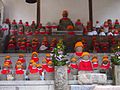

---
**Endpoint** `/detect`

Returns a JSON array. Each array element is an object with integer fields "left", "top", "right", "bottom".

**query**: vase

[{"left": 54, "top": 65, "right": 69, "bottom": 90}]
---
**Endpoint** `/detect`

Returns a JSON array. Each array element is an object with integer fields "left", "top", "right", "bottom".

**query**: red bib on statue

[
  {"left": 1, "top": 69, "right": 10, "bottom": 74},
  {"left": 75, "top": 52, "right": 83, "bottom": 57},
  {"left": 78, "top": 60, "right": 93, "bottom": 71},
  {"left": 32, "top": 57, "right": 39, "bottom": 62},
  {"left": 16, "top": 69, "right": 24, "bottom": 74}
]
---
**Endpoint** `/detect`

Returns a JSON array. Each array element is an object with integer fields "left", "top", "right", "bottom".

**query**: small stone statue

[
  {"left": 75, "top": 19, "right": 84, "bottom": 31},
  {"left": 18, "top": 20, "right": 24, "bottom": 35},
  {"left": 31, "top": 52, "right": 39, "bottom": 63},
  {"left": 74, "top": 41, "right": 84, "bottom": 59},
  {"left": 100, "top": 55, "right": 110, "bottom": 71},
  {"left": 78, "top": 52, "right": 93, "bottom": 72},
  {"left": 44, "top": 61, "right": 54, "bottom": 80},
  {"left": 15, "top": 64, "right": 25, "bottom": 80},
  {"left": 28, "top": 62, "right": 40, "bottom": 80}
]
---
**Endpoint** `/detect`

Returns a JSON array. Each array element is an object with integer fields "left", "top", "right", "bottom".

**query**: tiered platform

[{"left": 0, "top": 81, "right": 119, "bottom": 90}]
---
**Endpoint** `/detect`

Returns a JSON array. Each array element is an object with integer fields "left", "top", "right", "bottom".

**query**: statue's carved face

[
  {"left": 62, "top": 11, "right": 68, "bottom": 17},
  {"left": 32, "top": 64, "right": 36, "bottom": 68},
  {"left": 82, "top": 55, "right": 89, "bottom": 60},
  {"left": 75, "top": 47, "right": 83, "bottom": 52},
  {"left": 103, "top": 61, "right": 108, "bottom": 64},
  {"left": 33, "top": 54, "right": 37, "bottom": 57},
  {"left": 19, "top": 56, "right": 23, "bottom": 58}
]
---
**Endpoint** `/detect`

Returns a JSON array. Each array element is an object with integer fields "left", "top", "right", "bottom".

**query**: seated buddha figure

[{"left": 58, "top": 10, "right": 74, "bottom": 30}]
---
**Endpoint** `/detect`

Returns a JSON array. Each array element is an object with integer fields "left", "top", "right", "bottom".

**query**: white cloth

[
  {"left": 40, "top": 45, "right": 48, "bottom": 51},
  {"left": 71, "top": 85, "right": 95, "bottom": 90},
  {"left": 92, "top": 31, "right": 98, "bottom": 35},
  {"left": 95, "top": 24, "right": 101, "bottom": 28},
  {"left": 107, "top": 32, "right": 113, "bottom": 36},
  {"left": 104, "top": 27, "right": 109, "bottom": 33},
  {"left": 99, "top": 32, "right": 106, "bottom": 36},
  {"left": 88, "top": 32, "right": 93, "bottom": 36}
]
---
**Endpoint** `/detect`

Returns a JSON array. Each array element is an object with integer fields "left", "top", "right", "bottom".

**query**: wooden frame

[{"left": 0, "top": 0, "right": 4, "bottom": 25}]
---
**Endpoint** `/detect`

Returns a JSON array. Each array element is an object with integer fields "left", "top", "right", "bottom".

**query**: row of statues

[
  {"left": 7, "top": 35, "right": 119, "bottom": 53},
  {"left": 0, "top": 10, "right": 120, "bottom": 36},
  {"left": 0, "top": 41, "right": 111, "bottom": 81}
]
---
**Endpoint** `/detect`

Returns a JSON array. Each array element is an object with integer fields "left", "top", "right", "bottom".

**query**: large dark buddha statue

[{"left": 58, "top": 10, "right": 74, "bottom": 31}]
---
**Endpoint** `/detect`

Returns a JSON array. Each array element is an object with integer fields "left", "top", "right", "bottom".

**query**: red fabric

[
  {"left": 42, "top": 41, "right": 49, "bottom": 47},
  {"left": 18, "top": 32, "right": 24, "bottom": 35},
  {"left": 12, "top": 21, "right": 17, "bottom": 25},
  {"left": 112, "top": 41, "right": 117, "bottom": 45},
  {"left": 38, "top": 68, "right": 43, "bottom": 75},
  {"left": 45, "top": 32, "right": 51, "bottom": 34},
  {"left": 46, "top": 66, "right": 54, "bottom": 73},
  {"left": 68, "top": 32, "right": 75, "bottom": 35},
  {"left": 75, "top": 52, "right": 83, "bottom": 57},
  {"left": 70, "top": 63, "right": 78, "bottom": 69},
  {"left": 16, "top": 69, "right": 24, "bottom": 74},
  {"left": 20, "top": 46, "right": 26, "bottom": 51},
  {"left": 4, "top": 60, "right": 12, "bottom": 64},
  {"left": 102, "top": 47, "right": 108, "bottom": 52},
  {"left": 52, "top": 26, "right": 58, "bottom": 29},
  {"left": 94, "top": 47, "right": 100, "bottom": 52},
  {"left": 104, "top": 24, "right": 108, "bottom": 28},
  {"left": 46, "top": 26, "right": 52, "bottom": 29},
  {"left": 61, "top": 17, "right": 69, "bottom": 21},
  {"left": 50, "top": 47, "right": 54, "bottom": 51},
  {"left": 25, "top": 22, "right": 29, "bottom": 26},
  {"left": 38, "top": 26, "right": 42, "bottom": 29},
  {"left": 83, "top": 28, "right": 88, "bottom": 35},
  {"left": 114, "top": 31, "right": 119, "bottom": 34},
  {"left": 75, "top": 22, "right": 82, "bottom": 25},
  {"left": 42, "top": 64, "right": 48, "bottom": 70},
  {"left": 100, "top": 62, "right": 110, "bottom": 70},
  {"left": 67, "top": 69, "right": 71, "bottom": 74},
  {"left": 28, "top": 32, "right": 33, "bottom": 35},
  {"left": 18, "top": 58, "right": 26, "bottom": 63},
  {"left": 78, "top": 60, "right": 93, "bottom": 71},
  {"left": 92, "top": 63, "right": 99, "bottom": 69},
  {"left": 34, "top": 31, "right": 40, "bottom": 35},
  {"left": 46, "top": 58, "right": 51, "bottom": 63},
  {"left": 19, "top": 21, "right": 23, "bottom": 24},
  {"left": 28, "top": 65, "right": 32, "bottom": 70},
  {"left": 2, "top": 28, "right": 8, "bottom": 31},
  {"left": 8, "top": 44, "right": 15, "bottom": 49},
  {"left": 40, "top": 32, "right": 46, "bottom": 34},
  {"left": 30, "top": 67, "right": 38, "bottom": 74},
  {"left": 26, "top": 43, "right": 31, "bottom": 47},
  {"left": 32, "top": 45, "right": 38, "bottom": 51},
  {"left": 115, "top": 21, "right": 119, "bottom": 25},
  {"left": 32, "top": 57, "right": 39, "bottom": 62},
  {"left": 17, "top": 42, "right": 21, "bottom": 47},
  {"left": 1, "top": 69, "right": 10, "bottom": 74}
]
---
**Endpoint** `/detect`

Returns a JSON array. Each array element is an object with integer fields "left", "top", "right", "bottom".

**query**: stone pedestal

[
  {"left": 54, "top": 66, "right": 69, "bottom": 90},
  {"left": 114, "top": 65, "right": 120, "bottom": 85}
]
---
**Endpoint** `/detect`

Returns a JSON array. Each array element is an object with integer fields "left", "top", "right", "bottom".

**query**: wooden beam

[
  {"left": 89, "top": 0, "right": 93, "bottom": 29},
  {"left": 37, "top": 0, "right": 40, "bottom": 25}
]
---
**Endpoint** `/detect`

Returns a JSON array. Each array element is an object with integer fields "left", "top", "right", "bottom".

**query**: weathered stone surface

[
  {"left": 54, "top": 66, "right": 69, "bottom": 90},
  {"left": 114, "top": 65, "right": 120, "bottom": 85}
]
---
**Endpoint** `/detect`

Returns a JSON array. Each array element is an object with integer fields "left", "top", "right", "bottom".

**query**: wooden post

[
  {"left": 37, "top": 0, "right": 40, "bottom": 26},
  {"left": 88, "top": 0, "right": 93, "bottom": 29}
]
